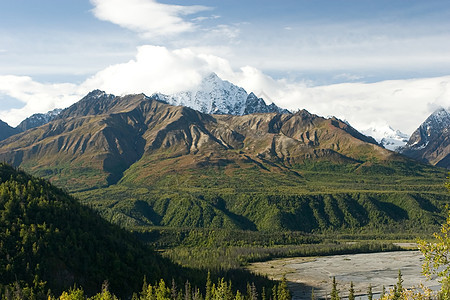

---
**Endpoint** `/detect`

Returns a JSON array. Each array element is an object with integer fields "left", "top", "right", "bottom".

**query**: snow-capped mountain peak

[
  {"left": 406, "top": 107, "right": 450, "bottom": 150},
  {"left": 400, "top": 107, "right": 450, "bottom": 168},
  {"left": 152, "top": 73, "right": 288, "bottom": 116},
  {"left": 360, "top": 124, "right": 409, "bottom": 151}
]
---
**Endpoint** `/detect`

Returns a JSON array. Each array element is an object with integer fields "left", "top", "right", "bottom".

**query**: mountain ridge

[
  {"left": 0, "top": 108, "right": 63, "bottom": 142},
  {"left": 0, "top": 119, "right": 20, "bottom": 141},
  {"left": 17, "top": 108, "right": 63, "bottom": 131},
  {"left": 400, "top": 108, "right": 450, "bottom": 168},
  {"left": 0, "top": 90, "right": 391, "bottom": 191}
]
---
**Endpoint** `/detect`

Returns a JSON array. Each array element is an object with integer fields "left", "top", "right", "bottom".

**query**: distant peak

[
  {"left": 85, "top": 89, "right": 114, "bottom": 99},
  {"left": 0, "top": 119, "right": 11, "bottom": 127},
  {"left": 433, "top": 107, "right": 448, "bottom": 113},
  {"left": 153, "top": 73, "right": 289, "bottom": 116},
  {"left": 256, "top": 91, "right": 274, "bottom": 104},
  {"left": 87, "top": 89, "right": 105, "bottom": 95},
  {"left": 423, "top": 107, "right": 450, "bottom": 126},
  {"left": 430, "top": 107, "right": 449, "bottom": 117},
  {"left": 204, "top": 72, "right": 220, "bottom": 81},
  {"left": 294, "top": 109, "right": 312, "bottom": 116}
]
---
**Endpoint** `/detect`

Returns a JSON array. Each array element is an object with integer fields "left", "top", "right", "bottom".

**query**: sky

[{"left": 1, "top": 0, "right": 450, "bottom": 135}]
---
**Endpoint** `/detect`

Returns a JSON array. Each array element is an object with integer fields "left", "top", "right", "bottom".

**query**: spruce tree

[
  {"left": 277, "top": 276, "right": 290, "bottom": 300},
  {"left": 171, "top": 279, "right": 178, "bottom": 300},
  {"left": 367, "top": 284, "right": 373, "bottom": 300},
  {"left": 330, "top": 277, "right": 340, "bottom": 300},
  {"left": 393, "top": 270, "right": 403, "bottom": 300},
  {"left": 205, "top": 272, "right": 212, "bottom": 300},
  {"left": 184, "top": 280, "right": 192, "bottom": 300},
  {"left": 247, "top": 282, "right": 258, "bottom": 300},
  {"left": 348, "top": 282, "right": 355, "bottom": 300},
  {"left": 397, "top": 270, "right": 403, "bottom": 293}
]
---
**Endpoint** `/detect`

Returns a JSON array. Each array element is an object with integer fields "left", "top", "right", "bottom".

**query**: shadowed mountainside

[{"left": 0, "top": 119, "right": 20, "bottom": 141}]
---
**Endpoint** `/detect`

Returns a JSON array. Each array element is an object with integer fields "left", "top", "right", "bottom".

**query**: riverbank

[{"left": 247, "top": 251, "right": 440, "bottom": 300}]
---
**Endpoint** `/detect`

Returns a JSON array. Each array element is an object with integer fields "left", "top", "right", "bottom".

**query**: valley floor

[{"left": 247, "top": 250, "right": 439, "bottom": 300}]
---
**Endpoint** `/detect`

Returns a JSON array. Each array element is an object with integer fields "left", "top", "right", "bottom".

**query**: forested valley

[{"left": 1, "top": 162, "right": 450, "bottom": 299}]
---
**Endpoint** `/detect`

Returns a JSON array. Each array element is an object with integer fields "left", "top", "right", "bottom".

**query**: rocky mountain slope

[
  {"left": 400, "top": 108, "right": 450, "bottom": 168},
  {"left": 0, "top": 108, "right": 63, "bottom": 142},
  {"left": 153, "top": 73, "right": 289, "bottom": 115},
  {"left": 0, "top": 90, "right": 446, "bottom": 233},
  {"left": 17, "top": 108, "right": 62, "bottom": 131},
  {"left": 0, "top": 90, "right": 388, "bottom": 191},
  {"left": 0, "top": 119, "right": 19, "bottom": 141}
]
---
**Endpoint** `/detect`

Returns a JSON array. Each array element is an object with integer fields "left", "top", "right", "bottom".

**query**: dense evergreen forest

[
  {"left": 1, "top": 163, "right": 449, "bottom": 299},
  {"left": 0, "top": 163, "right": 186, "bottom": 297},
  {"left": 0, "top": 164, "right": 273, "bottom": 299},
  {"left": 76, "top": 161, "right": 449, "bottom": 234}
]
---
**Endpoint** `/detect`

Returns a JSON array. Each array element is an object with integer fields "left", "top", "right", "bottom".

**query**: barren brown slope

[
  {"left": 0, "top": 92, "right": 154, "bottom": 190},
  {"left": 0, "top": 92, "right": 407, "bottom": 192}
]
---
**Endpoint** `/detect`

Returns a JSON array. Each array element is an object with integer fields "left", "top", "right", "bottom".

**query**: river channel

[{"left": 247, "top": 251, "right": 440, "bottom": 299}]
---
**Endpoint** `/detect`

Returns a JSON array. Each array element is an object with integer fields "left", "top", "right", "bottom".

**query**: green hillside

[
  {"left": 0, "top": 163, "right": 180, "bottom": 297},
  {"left": 76, "top": 159, "right": 448, "bottom": 233}
]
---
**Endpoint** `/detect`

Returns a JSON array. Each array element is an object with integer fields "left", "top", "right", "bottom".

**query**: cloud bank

[{"left": 1, "top": 45, "right": 449, "bottom": 135}]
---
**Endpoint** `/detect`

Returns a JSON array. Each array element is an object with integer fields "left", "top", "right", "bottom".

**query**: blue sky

[{"left": 1, "top": 0, "right": 450, "bottom": 134}]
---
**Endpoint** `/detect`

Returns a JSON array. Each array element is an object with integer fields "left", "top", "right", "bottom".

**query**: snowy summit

[
  {"left": 152, "top": 73, "right": 289, "bottom": 116},
  {"left": 361, "top": 125, "right": 409, "bottom": 151}
]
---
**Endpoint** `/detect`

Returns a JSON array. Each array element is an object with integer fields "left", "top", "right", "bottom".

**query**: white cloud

[
  {"left": 229, "top": 71, "right": 450, "bottom": 135},
  {"left": 270, "top": 77, "right": 450, "bottom": 135},
  {"left": 0, "top": 75, "right": 85, "bottom": 126},
  {"left": 90, "top": 0, "right": 211, "bottom": 38},
  {"left": 1, "top": 46, "right": 449, "bottom": 136},
  {"left": 82, "top": 45, "right": 215, "bottom": 95}
]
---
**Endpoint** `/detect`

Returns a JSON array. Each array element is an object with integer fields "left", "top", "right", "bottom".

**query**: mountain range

[
  {"left": 1, "top": 73, "right": 448, "bottom": 173},
  {"left": 0, "top": 87, "right": 447, "bottom": 233},
  {"left": 0, "top": 89, "right": 385, "bottom": 191}
]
